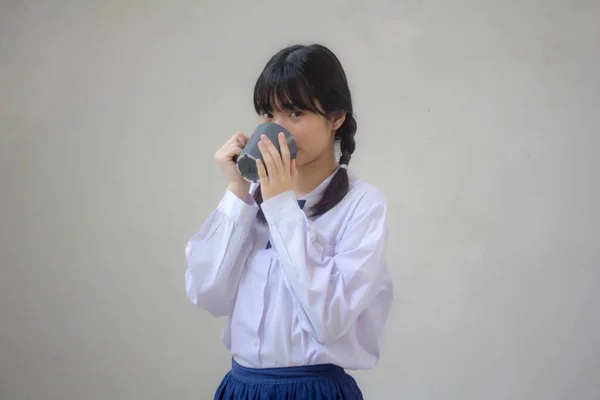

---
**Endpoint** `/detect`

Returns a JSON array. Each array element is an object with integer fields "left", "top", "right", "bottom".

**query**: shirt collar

[{"left": 299, "top": 166, "right": 357, "bottom": 210}]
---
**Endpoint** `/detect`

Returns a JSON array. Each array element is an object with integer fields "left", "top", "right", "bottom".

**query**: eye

[
  {"left": 262, "top": 112, "right": 273, "bottom": 119},
  {"left": 290, "top": 110, "right": 303, "bottom": 118}
]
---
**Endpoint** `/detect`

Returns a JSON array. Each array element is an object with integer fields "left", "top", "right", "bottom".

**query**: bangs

[{"left": 253, "top": 64, "right": 323, "bottom": 115}]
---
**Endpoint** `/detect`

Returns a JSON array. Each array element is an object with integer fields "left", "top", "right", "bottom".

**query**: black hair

[{"left": 252, "top": 43, "right": 357, "bottom": 222}]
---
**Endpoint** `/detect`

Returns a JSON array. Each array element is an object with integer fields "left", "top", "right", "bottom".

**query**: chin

[
  {"left": 293, "top": 153, "right": 305, "bottom": 167},
  {"left": 294, "top": 154, "right": 313, "bottom": 169}
]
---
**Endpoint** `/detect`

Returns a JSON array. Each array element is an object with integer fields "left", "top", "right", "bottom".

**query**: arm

[
  {"left": 261, "top": 190, "right": 393, "bottom": 344},
  {"left": 185, "top": 188, "right": 258, "bottom": 317}
]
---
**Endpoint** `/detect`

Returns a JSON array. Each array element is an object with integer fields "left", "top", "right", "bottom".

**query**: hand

[
  {"left": 256, "top": 132, "right": 297, "bottom": 201},
  {"left": 214, "top": 131, "right": 250, "bottom": 198}
]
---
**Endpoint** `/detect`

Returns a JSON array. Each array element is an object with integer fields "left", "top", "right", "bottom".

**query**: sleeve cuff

[
  {"left": 218, "top": 188, "right": 259, "bottom": 225},
  {"left": 260, "top": 190, "right": 301, "bottom": 224}
]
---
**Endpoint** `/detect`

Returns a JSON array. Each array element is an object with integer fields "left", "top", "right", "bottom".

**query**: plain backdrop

[{"left": 1, "top": 1, "right": 599, "bottom": 399}]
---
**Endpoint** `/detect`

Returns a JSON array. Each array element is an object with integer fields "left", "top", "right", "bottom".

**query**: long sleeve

[
  {"left": 260, "top": 189, "right": 393, "bottom": 344},
  {"left": 185, "top": 188, "right": 259, "bottom": 317}
]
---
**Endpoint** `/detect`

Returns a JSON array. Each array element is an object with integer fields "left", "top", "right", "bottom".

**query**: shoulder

[
  {"left": 334, "top": 169, "right": 388, "bottom": 246},
  {"left": 346, "top": 169, "right": 387, "bottom": 209}
]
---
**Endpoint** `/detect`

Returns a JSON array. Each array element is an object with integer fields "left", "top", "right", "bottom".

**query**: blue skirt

[{"left": 214, "top": 359, "right": 363, "bottom": 399}]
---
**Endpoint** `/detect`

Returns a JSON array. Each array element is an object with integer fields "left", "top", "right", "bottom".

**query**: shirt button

[{"left": 252, "top": 339, "right": 258, "bottom": 346}]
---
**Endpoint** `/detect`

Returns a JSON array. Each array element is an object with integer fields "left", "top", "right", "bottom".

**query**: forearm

[
  {"left": 261, "top": 190, "right": 390, "bottom": 343},
  {"left": 185, "top": 188, "right": 258, "bottom": 316}
]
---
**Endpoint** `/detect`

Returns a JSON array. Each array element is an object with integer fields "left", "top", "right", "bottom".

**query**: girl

[{"left": 185, "top": 43, "right": 394, "bottom": 399}]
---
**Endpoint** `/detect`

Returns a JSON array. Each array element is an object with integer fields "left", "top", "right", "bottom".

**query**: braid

[
  {"left": 253, "top": 184, "right": 266, "bottom": 223},
  {"left": 310, "top": 112, "right": 357, "bottom": 218},
  {"left": 338, "top": 115, "right": 356, "bottom": 165}
]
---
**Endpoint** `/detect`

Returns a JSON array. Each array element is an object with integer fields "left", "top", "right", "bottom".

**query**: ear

[{"left": 330, "top": 111, "right": 346, "bottom": 131}]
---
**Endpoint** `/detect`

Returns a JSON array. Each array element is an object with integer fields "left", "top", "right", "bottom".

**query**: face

[{"left": 259, "top": 106, "right": 345, "bottom": 168}]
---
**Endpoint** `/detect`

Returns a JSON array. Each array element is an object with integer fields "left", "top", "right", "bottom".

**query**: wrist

[
  {"left": 260, "top": 190, "right": 298, "bottom": 223},
  {"left": 228, "top": 181, "right": 251, "bottom": 201}
]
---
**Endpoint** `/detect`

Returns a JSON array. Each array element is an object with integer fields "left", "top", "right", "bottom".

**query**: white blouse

[{"left": 185, "top": 168, "right": 394, "bottom": 370}]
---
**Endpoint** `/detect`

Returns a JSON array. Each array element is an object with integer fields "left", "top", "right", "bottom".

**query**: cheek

[
  {"left": 290, "top": 132, "right": 307, "bottom": 150},
  {"left": 289, "top": 119, "right": 331, "bottom": 153},
  {"left": 287, "top": 126, "right": 309, "bottom": 149}
]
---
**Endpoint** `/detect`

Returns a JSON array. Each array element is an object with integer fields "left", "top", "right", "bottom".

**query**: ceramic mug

[{"left": 234, "top": 122, "right": 297, "bottom": 183}]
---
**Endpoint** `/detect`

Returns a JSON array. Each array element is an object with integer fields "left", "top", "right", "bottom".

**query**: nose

[{"left": 270, "top": 118, "right": 290, "bottom": 134}]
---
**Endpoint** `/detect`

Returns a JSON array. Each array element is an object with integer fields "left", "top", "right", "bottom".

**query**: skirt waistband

[{"left": 230, "top": 358, "right": 347, "bottom": 384}]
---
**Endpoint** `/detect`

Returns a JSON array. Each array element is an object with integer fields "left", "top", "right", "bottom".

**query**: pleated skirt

[{"left": 214, "top": 359, "right": 364, "bottom": 399}]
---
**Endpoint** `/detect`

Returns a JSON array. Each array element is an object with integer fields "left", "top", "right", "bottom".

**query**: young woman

[{"left": 185, "top": 43, "right": 394, "bottom": 399}]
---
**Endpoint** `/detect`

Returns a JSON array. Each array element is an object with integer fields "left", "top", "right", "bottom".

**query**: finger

[
  {"left": 216, "top": 147, "right": 240, "bottom": 164},
  {"left": 261, "top": 135, "right": 283, "bottom": 175},
  {"left": 256, "top": 159, "right": 268, "bottom": 183},
  {"left": 290, "top": 158, "right": 297, "bottom": 181},
  {"left": 258, "top": 140, "right": 278, "bottom": 179},
  {"left": 238, "top": 131, "right": 249, "bottom": 142},
  {"left": 232, "top": 131, "right": 246, "bottom": 147},
  {"left": 229, "top": 146, "right": 242, "bottom": 158},
  {"left": 278, "top": 132, "right": 291, "bottom": 173},
  {"left": 225, "top": 142, "right": 241, "bottom": 154},
  {"left": 235, "top": 131, "right": 248, "bottom": 146},
  {"left": 228, "top": 131, "right": 243, "bottom": 147}
]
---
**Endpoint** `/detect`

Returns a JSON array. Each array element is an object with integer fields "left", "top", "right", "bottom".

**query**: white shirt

[{"left": 185, "top": 168, "right": 394, "bottom": 370}]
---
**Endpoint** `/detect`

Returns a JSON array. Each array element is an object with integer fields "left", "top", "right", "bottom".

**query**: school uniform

[{"left": 185, "top": 168, "right": 394, "bottom": 399}]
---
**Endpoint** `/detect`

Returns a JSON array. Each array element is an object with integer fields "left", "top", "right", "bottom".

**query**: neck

[{"left": 294, "top": 153, "right": 338, "bottom": 196}]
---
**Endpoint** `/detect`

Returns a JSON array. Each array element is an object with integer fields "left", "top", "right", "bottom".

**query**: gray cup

[{"left": 235, "top": 122, "right": 297, "bottom": 183}]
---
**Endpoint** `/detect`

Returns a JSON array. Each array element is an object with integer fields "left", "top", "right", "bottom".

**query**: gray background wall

[{"left": 1, "top": 1, "right": 598, "bottom": 399}]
